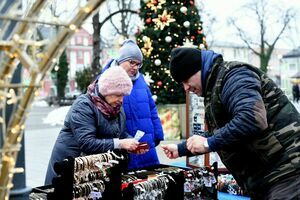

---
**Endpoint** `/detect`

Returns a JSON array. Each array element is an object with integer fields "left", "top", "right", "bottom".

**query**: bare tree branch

[
  {"left": 228, "top": 0, "right": 296, "bottom": 72},
  {"left": 228, "top": 18, "right": 260, "bottom": 55},
  {"left": 105, "top": 0, "right": 137, "bottom": 38},
  {"left": 270, "top": 9, "right": 295, "bottom": 48},
  {"left": 90, "top": 5, "right": 137, "bottom": 78},
  {"left": 102, "top": 9, "right": 137, "bottom": 33},
  {"left": 195, "top": 1, "right": 217, "bottom": 48}
]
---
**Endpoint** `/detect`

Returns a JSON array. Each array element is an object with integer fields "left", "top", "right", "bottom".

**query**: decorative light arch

[{"left": 0, "top": 0, "right": 106, "bottom": 198}]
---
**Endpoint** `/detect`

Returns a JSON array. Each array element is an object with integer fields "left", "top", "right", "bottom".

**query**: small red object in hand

[
  {"left": 129, "top": 142, "right": 150, "bottom": 154},
  {"left": 137, "top": 142, "right": 149, "bottom": 151}
]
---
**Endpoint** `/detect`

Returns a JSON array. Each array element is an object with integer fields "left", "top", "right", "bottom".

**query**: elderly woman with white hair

[{"left": 45, "top": 66, "right": 139, "bottom": 185}]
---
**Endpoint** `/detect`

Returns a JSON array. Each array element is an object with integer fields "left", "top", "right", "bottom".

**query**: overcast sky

[
  {"left": 29, "top": 0, "right": 300, "bottom": 50},
  {"left": 201, "top": 0, "right": 300, "bottom": 49},
  {"left": 89, "top": 0, "right": 300, "bottom": 49}
]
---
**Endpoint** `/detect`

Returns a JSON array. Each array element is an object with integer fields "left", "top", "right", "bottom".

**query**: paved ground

[
  {"left": 25, "top": 106, "right": 61, "bottom": 188},
  {"left": 24, "top": 105, "right": 185, "bottom": 188}
]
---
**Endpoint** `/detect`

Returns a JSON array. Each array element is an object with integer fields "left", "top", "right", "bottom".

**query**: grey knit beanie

[{"left": 116, "top": 39, "right": 143, "bottom": 64}]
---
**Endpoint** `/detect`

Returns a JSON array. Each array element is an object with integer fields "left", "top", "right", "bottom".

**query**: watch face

[{"left": 204, "top": 141, "right": 209, "bottom": 148}]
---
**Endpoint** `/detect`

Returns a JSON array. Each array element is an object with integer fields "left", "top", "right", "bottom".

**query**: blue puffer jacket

[{"left": 101, "top": 60, "right": 164, "bottom": 169}]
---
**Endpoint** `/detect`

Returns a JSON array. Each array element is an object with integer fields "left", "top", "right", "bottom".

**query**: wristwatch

[{"left": 203, "top": 140, "right": 210, "bottom": 151}]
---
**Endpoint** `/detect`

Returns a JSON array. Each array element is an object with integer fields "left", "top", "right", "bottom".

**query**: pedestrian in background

[
  {"left": 162, "top": 47, "right": 300, "bottom": 199},
  {"left": 292, "top": 82, "right": 299, "bottom": 102},
  {"left": 45, "top": 67, "right": 140, "bottom": 185},
  {"left": 98, "top": 39, "right": 164, "bottom": 170}
]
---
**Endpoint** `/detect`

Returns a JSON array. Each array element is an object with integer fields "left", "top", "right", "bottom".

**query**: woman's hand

[
  {"left": 129, "top": 142, "right": 150, "bottom": 154},
  {"left": 119, "top": 139, "right": 139, "bottom": 151}
]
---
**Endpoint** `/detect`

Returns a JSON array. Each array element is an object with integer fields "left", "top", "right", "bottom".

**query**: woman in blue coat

[
  {"left": 100, "top": 39, "right": 164, "bottom": 170},
  {"left": 45, "top": 67, "right": 140, "bottom": 185}
]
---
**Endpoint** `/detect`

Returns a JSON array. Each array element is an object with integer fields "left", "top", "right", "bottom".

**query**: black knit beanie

[{"left": 169, "top": 47, "right": 202, "bottom": 83}]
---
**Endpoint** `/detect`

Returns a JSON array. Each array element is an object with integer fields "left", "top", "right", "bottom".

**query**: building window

[
  {"left": 84, "top": 52, "right": 90, "bottom": 66},
  {"left": 77, "top": 36, "right": 82, "bottom": 44},
  {"left": 289, "top": 63, "right": 296, "bottom": 71},
  {"left": 234, "top": 49, "right": 241, "bottom": 58},
  {"left": 243, "top": 49, "right": 247, "bottom": 58},
  {"left": 83, "top": 37, "right": 88, "bottom": 46},
  {"left": 78, "top": 51, "right": 83, "bottom": 59},
  {"left": 70, "top": 38, "right": 75, "bottom": 45}
]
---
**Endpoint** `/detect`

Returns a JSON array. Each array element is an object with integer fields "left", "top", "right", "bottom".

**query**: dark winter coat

[
  {"left": 178, "top": 54, "right": 300, "bottom": 197},
  {"left": 101, "top": 60, "right": 164, "bottom": 169},
  {"left": 45, "top": 94, "right": 130, "bottom": 185}
]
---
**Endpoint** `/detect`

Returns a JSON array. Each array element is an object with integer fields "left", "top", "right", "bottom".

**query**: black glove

[{"left": 155, "top": 140, "right": 160, "bottom": 146}]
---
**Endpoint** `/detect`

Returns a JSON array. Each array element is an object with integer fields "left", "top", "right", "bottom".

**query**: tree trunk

[
  {"left": 260, "top": 54, "right": 269, "bottom": 72},
  {"left": 91, "top": 13, "right": 101, "bottom": 80}
]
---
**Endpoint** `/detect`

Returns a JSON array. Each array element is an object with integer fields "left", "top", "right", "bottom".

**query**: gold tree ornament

[
  {"left": 199, "top": 43, "right": 206, "bottom": 50},
  {"left": 182, "top": 38, "right": 197, "bottom": 48},
  {"left": 146, "top": 0, "right": 166, "bottom": 13},
  {"left": 152, "top": 10, "right": 175, "bottom": 30},
  {"left": 141, "top": 36, "right": 153, "bottom": 57}
]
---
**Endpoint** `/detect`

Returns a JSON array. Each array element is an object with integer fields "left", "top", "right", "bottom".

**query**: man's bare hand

[
  {"left": 186, "top": 135, "right": 208, "bottom": 154},
  {"left": 161, "top": 144, "right": 179, "bottom": 159}
]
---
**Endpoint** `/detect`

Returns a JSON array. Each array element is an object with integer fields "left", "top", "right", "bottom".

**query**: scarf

[{"left": 87, "top": 81, "right": 121, "bottom": 120}]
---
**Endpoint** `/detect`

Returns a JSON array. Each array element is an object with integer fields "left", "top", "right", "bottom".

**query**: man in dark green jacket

[{"left": 162, "top": 47, "right": 300, "bottom": 199}]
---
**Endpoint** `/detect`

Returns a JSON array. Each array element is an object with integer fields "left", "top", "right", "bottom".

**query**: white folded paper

[{"left": 134, "top": 130, "right": 145, "bottom": 141}]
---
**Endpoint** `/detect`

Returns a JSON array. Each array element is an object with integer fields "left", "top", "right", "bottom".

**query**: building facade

[
  {"left": 210, "top": 41, "right": 290, "bottom": 92},
  {"left": 281, "top": 47, "right": 300, "bottom": 97},
  {"left": 65, "top": 28, "right": 93, "bottom": 91}
]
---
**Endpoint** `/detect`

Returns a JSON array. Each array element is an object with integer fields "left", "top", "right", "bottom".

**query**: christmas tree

[{"left": 136, "top": 0, "right": 206, "bottom": 104}]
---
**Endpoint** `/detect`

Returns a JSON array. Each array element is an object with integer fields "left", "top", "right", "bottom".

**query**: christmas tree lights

[{"left": 137, "top": 0, "right": 206, "bottom": 104}]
